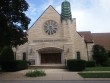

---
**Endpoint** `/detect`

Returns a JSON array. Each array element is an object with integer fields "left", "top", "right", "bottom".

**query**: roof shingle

[
  {"left": 92, "top": 33, "right": 110, "bottom": 51},
  {"left": 78, "top": 31, "right": 93, "bottom": 43}
]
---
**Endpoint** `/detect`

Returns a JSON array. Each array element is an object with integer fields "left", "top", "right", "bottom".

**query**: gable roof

[
  {"left": 78, "top": 31, "right": 110, "bottom": 51},
  {"left": 28, "top": 5, "right": 60, "bottom": 31},
  {"left": 92, "top": 33, "right": 110, "bottom": 51},
  {"left": 78, "top": 31, "right": 94, "bottom": 43}
]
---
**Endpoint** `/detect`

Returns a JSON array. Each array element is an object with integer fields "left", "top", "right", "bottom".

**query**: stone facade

[{"left": 15, "top": 5, "right": 93, "bottom": 66}]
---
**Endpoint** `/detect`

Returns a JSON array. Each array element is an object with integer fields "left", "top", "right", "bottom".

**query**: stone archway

[{"left": 38, "top": 47, "right": 63, "bottom": 64}]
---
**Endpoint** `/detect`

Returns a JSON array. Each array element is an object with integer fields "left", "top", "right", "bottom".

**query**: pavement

[{"left": 0, "top": 69, "right": 110, "bottom": 81}]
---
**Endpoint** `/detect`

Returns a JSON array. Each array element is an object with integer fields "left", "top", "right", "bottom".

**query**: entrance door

[{"left": 41, "top": 53, "right": 61, "bottom": 64}]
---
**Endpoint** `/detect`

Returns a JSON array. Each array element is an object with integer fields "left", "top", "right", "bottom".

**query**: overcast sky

[{"left": 26, "top": 0, "right": 110, "bottom": 33}]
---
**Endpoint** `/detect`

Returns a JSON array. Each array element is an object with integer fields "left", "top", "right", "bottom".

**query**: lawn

[
  {"left": 79, "top": 73, "right": 110, "bottom": 78},
  {"left": 85, "top": 67, "right": 110, "bottom": 71},
  {"left": 79, "top": 67, "right": 110, "bottom": 78}
]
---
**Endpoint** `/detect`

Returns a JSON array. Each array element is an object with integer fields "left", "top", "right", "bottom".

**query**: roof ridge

[{"left": 28, "top": 5, "right": 60, "bottom": 31}]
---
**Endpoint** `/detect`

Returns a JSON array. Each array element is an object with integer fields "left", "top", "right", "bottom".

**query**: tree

[
  {"left": 0, "top": 0, "right": 31, "bottom": 48},
  {"left": 92, "top": 44, "right": 108, "bottom": 65}
]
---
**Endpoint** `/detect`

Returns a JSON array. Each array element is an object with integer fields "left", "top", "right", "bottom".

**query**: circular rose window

[{"left": 44, "top": 20, "right": 58, "bottom": 35}]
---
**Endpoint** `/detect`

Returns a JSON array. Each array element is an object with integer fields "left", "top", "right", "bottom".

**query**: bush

[
  {"left": 67, "top": 59, "right": 86, "bottom": 71},
  {"left": 16, "top": 60, "right": 28, "bottom": 70},
  {"left": 92, "top": 45, "right": 108, "bottom": 65},
  {"left": 101, "top": 58, "right": 110, "bottom": 67},
  {"left": 86, "top": 61, "right": 96, "bottom": 67},
  {"left": 0, "top": 65, "right": 1, "bottom": 71},
  {"left": 107, "top": 51, "right": 110, "bottom": 58},
  {"left": 1, "top": 60, "right": 28, "bottom": 71},
  {"left": 25, "top": 70, "right": 46, "bottom": 77},
  {"left": 0, "top": 46, "right": 14, "bottom": 63}
]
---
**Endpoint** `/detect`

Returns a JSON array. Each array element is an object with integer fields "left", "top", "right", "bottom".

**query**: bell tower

[
  {"left": 61, "top": 0, "right": 75, "bottom": 38},
  {"left": 61, "top": 0, "right": 72, "bottom": 22}
]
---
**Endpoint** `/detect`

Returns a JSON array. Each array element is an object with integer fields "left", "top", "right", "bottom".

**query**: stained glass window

[{"left": 44, "top": 20, "right": 58, "bottom": 35}]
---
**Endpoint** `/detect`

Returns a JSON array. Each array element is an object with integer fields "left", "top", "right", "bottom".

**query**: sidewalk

[{"left": 0, "top": 69, "right": 110, "bottom": 80}]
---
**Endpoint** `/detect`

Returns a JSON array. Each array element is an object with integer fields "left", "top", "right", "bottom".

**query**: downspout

[
  {"left": 86, "top": 43, "right": 89, "bottom": 61},
  {"left": 27, "top": 42, "right": 29, "bottom": 61}
]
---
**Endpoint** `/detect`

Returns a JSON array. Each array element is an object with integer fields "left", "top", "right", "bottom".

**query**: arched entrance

[{"left": 38, "top": 47, "right": 63, "bottom": 64}]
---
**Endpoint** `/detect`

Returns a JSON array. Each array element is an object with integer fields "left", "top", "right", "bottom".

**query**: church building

[{"left": 15, "top": 0, "right": 110, "bottom": 66}]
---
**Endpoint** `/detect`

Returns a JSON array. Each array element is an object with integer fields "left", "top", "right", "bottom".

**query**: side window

[
  {"left": 77, "top": 51, "right": 81, "bottom": 60},
  {"left": 23, "top": 52, "right": 26, "bottom": 61}
]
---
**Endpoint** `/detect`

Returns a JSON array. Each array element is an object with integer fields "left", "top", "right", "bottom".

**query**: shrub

[
  {"left": 0, "top": 46, "right": 14, "bottom": 63},
  {"left": 86, "top": 61, "right": 96, "bottom": 67},
  {"left": 67, "top": 59, "right": 86, "bottom": 71},
  {"left": 16, "top": 60, "right": 28, "bottom": 70},
  {"left": 92, "top": 45, "right": 108, "bottom": 65},
  {"left": 25, "top": 70, "right": 46, "bottom": 77},
  {"left": 0, "top": 65, "right": 1, "bottom": 71},
  {"left": 1, "top": 60, "right": 28, "bottom": 71},
  {"left": 107, "top": 51, "right": 110, "bottom": 58},
  {"left": 101, "top": 58, "right": 110, "bottom": 67}
]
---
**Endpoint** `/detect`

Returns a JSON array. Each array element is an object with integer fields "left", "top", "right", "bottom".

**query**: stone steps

[{"left": 28, "top": 65, "right": 66, "bottom": 69}]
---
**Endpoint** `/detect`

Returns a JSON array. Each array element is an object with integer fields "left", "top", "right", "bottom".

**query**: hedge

[
  {"left": 67, "top": 59, "right": 86, "bottom": 71},
  {"left": 0, "top": 46, "right": 14, "bottom": 62},
  {"left": 101, "top": 59, "right": 110, "bottom": 67},
  {"left": 86, "top": 61, "right": 96, "bottom": 67},
  {"left": 1, "top": 60, "right": 28, "bottom": 72}
]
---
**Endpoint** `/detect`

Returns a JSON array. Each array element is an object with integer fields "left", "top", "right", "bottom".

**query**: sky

[{"left": 25, "top": 0, "right": 110, "bottom": 33}]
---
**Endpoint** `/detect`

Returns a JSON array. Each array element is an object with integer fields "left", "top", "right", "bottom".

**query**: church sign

[{"left": 33, "top": 39, "right": 67, "bottom": 42}]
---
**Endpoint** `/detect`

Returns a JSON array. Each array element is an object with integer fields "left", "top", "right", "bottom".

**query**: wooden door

[{"left": 41, "top": 53, "right": 61, "bottom": 64}]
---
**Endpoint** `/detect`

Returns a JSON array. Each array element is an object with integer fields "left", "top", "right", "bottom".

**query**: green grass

[
  {"left": 25, "top": 70, "right": 46, "bottom": 77},
  {"left": 79, "top": 73, "right": 110, "bottom": 78},
  {"left": 85, "top": 67, "right": 110, "bottom": 71}
]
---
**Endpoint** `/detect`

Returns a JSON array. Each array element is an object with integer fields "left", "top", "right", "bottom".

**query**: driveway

[
  {"left": 0, "top": 69, "right": 83, "bottom": 80},
  {"left": 0, "top": 69, "right": 110, "bottom": 81}
]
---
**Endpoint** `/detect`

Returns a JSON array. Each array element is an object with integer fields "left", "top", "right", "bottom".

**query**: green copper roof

[{"left": 61, "top": 0, "right": 72, "bottom": 22}]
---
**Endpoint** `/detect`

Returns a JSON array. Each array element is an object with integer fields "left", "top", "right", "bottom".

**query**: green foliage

[
  {"left": 85, "top": 67, "right": 110, "bottom": 71},
  {"left": 86, "top": 61, "right": 96, "bottom": 67},
  {"left": 92, "top": 44, "right": 108, "bottom": 65},
  {"left": 107, "top": 51, "right": 110, "bottom": 58},
  {"left": 102, "top": 51, "right": 110, "bottom": 67},
  {"left": 26, "top": 70, "right": 46, "bottom": 77},
  {"left": 0, "top": 0, "right": 31, "bottom": 47},
  {"left": 67, "top": 59, "right": 86, "bottom": 71},
  {"left": 1, "top": 60, "right": 28, "bottom": 71},
  {"left": 0, "top": 47, "right": 2, "bottom": 65},
  {"left": 15, "top": 60, "right": 28, "bottom": 70},
  {"left": 101, "top": 58, "right": 110, "bottom": 67},
  {"left": 79, "top": 73, "right": 110, "bottom": 78},
  {"left": 0, "top": 46, "right": 14, "bottom": 63},
  {"left": 0, "top": 47, "right": 2, "bottom": 53}
]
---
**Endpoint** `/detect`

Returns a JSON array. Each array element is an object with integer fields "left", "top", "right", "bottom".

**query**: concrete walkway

[{"left": 0, "top": 69, "right": 110, "bottom": 80}]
